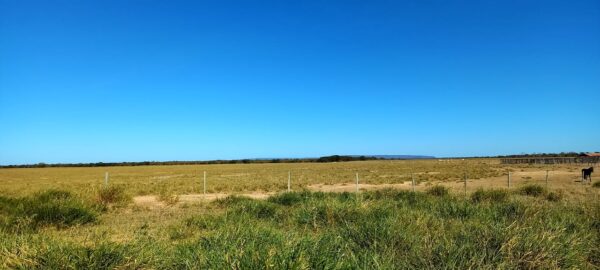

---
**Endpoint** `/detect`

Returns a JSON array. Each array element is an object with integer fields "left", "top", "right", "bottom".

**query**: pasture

[{"left": 1, "top": 159, "right": 599, "bottom": 268}]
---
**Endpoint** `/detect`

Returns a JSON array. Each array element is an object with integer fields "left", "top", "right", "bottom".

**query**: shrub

[
  {"left": 426, "top": 185, "right": 449, "bottom": 197},
  {"left": 518, "top": 184, "right": 546, "bottom": 197},
  {"left": 593, "top": 182, "right": 600, "bottom": 188},
  {"left": 471, "top": 189, "right": 508, "bottom": 203}
]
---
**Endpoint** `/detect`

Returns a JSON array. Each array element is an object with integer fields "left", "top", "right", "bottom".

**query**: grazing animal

[{"left": 582, "top": 167, "right": 593, "bottom": 182}]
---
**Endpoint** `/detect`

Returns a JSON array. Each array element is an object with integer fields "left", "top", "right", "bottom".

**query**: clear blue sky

[{"left": 1, "top": 0, "right": 599, "bottom": 165}]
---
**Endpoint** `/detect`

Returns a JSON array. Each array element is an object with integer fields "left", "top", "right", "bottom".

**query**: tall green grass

[
  {"left": 1, "top": 189, "right": 598, "bottom": 269},
  {"left": 0, "top": 190, "right": 97, "bottom": 232}
]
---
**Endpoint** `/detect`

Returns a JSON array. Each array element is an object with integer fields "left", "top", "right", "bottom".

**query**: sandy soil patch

[{"left": 133, "top": 192, "right": 275, "bottom": 208}]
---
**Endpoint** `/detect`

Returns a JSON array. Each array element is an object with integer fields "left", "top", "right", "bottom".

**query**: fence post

[
  {"left": 508, "top": 172, "right": 511, "bottom": 188},
  {"left": 464, "top": 172, "right": 467, "bottom": 196},
  {"left": 356, "top": 173, "right": 359, "bottom": 193},
  {"left": 104, "top": 172, "right": 109, "bottom": 187},
  {"left": 288, "top": 171, "right": 291, "bottom": 192},
  {"left": 545, "top": 170, "right": 549, "bottom": 189},
  {"left": 412, "top": 173, "right": 415, "bottom": 192},
  {"left": 203, "top": 171, "right": 206, "bottom": 195}
]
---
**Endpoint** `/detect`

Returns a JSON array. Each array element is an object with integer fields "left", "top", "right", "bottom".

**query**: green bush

[{"left": 426, "top": 185, "right": 449, "bottom": 196}]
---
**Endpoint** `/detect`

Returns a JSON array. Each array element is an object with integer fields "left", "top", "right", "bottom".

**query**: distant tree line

[
  {"left": 316, "top": 155, "right": 377, "bottom": 162},
  {"left": 0, "top": 155, "right": 382, "bottom": 169}
]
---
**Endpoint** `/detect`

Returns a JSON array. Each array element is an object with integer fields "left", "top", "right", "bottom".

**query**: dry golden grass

[
  {"left": 0, "top": 159, "right": 597, "bottom": 201},
  {"left": 0, "top": 159, "right": 503, "bottom": 196}
]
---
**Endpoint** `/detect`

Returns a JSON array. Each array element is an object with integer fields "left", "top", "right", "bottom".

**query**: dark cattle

[{"left": 582, "top": 167, "right": 593, "bottom": 182}]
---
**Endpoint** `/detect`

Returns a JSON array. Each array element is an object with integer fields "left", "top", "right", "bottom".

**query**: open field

[
  {"left": 1, "top": 159, "right": 599, "bottom": 268},
  {"left": 1, "top": 159, "right": 596, "bottom": 195}
]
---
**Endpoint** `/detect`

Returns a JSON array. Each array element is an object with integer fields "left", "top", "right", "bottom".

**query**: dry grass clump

[
  {"left": 97, "top": 186, "right": 130, "bottom": 206},
  {"left": 158, "top": 190, "right": 180, "bottom": 206}
]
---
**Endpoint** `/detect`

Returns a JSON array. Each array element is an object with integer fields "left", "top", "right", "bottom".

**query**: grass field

[{"left": 1, "top": 159, "right": 599, "bottom": 269}]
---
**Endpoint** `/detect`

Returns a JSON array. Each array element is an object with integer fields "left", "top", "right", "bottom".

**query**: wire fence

[{"left": 99, "top": 167, "right": 597, "bottom": 197}]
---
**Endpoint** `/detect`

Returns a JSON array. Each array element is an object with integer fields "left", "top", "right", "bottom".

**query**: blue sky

[{"left": 1, "top": 0, "right": 599, "bottom": 164}]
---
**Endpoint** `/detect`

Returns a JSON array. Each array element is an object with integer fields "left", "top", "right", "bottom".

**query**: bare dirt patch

[
  {"left": 133, "top": 192, "right": 275, "bottom": 208},
  {"left": 307, "top": 182, "right": 413, "bottom": 192}
]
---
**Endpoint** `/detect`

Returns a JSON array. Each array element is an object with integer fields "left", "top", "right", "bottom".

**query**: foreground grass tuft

[{"left": 0, "top": 190, "right": 97, "bottom": 232}]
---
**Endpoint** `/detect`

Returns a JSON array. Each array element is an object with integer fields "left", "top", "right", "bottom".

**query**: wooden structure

[{"left": 500, "top": 155, "right": 599, "bottom": 165}]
